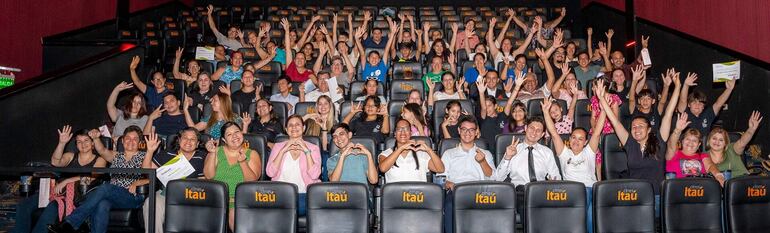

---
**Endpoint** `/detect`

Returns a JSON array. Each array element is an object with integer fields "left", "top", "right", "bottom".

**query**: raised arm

[
  {"left": 587, "top": 28, "right": 593, "bottom": 59},
  {"left": 512, "top": 20, "right": 539, "bottom": 56},
  {"left": 182, "top": 95, "right": 207, "bottom": 131},
  {"left": 588, "top": 103, "right": 607, "bottom": 152},
  {"left": 659, "top": 71, "right": 682, "bottom": 142},
  {"left": 598, "top": 42, "right": 613, "bottom": 72},
  {"left": 449, "top": 23, "right": 459, "bottom": 54},
  {"left": 534, "top": 48, "right": 555, "bottom": 90},
  {"left": 51, "top": 126, "right": 75, "bottom": 167},
  {"left": 503, "top": 76, "right": 525, "bottom": 115},
  {"left": 107, "top": 82, "right": 134, "bottom": 122},
  {"left": 486, "top": 17, "right": 501, "bottom": 61},
  {"left": 312, "top": 44, "right": 328, "bottom": 74},
  {"left": 734, "top": 111, "right": 763, "bottom": 154},
  {"left": 280, "top": 18, "right": 293, "bottom": 66},
  {"left": 128, "top": 56, "right": 147, "bottom": 93},
  {"left": 253, "top": 47, "right": 277, "bottom": 71},
  {"left": 657, "top": 68, "right": 674, "bottom": 114},
  {"left": 596, "top": 79, "right": 629, "bottom": 145},
  {"left": 206, "top": 5, "right": 224, "bottom": 38},
  {"left": 476, "top": 78, "right": 489, "bottom": 119},
  {"left": 342, "top": 102, "right": 362, "bottom": 124},
  {"left": 383, "top": 20, "right": 398, "bottom": 64},
  {"left": 546, "top": 7, "right": 566, "bottom": 29},
  {"left": 510, "top": 9, "right": 528, "bottom": 31},
  {"left": 172, "top": 48, "right": 194, "bottom": 83},
  {"left": 254, "top": 25, "right": 270, "bottom": 59},
  {"left": 627, "top": 65, "right": 645, "bottom": 114},
  {"left": 550, "top": 63, "right": 570, "bottom": 98},
  {"left": 332, "top": 13, "right": 339, "bottom": 45},
  {"left": 407, "top": 14, "right": 416, "bottom": 44},
  {"left": 712, "top": 79, "right": 735, "bottom": 115},
  {"left": 203, "top": 140, "right": 218, "bottom": 179},
  {"left": 89, "top": 129, "right": 117, "bottom": 162},
  {"left": 396, "top": 14, "right": 406, "bottom": 43},
  {"left": 567, "top": 84, "right": 579, "bottom": 119},
  {"left": 677, "top": 72, "right": 697, "bottom": 113},
  {"left": 422, "top": 22, "right": 431, "bottom": 54},
  {"left": 542, "top": 98, "right": 565, "bottom": 153},
  {"left": 296, "top": 16, "right": 320, "bottom": 51},
  {"left": 497, "top": 9, "right": 516, "bottom": 45},
  {"left": 666, "top": 113, "right": 689, "bottom": 160}
]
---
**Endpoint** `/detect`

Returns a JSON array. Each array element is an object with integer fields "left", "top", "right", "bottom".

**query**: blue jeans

[
  {"left": 320, "top": 151, "right": 330, "bottom": 182},
  {"left": 298, "top": 193, "right": 307, "bottom": 216},
  {"left": 64, "top": 183, "right": 144, "bottom": 233},
  {"left": 654, "top": 194, "right": 660, "bottom": 218},
  {"left": 585, "top": 187, "right": 593, "bottom": 233},
  {"left": 443, "top": 190, "right": 453, "bottom": 233},
  {"left": 11, "top": 194, "right": 60, "bottom": 233}
]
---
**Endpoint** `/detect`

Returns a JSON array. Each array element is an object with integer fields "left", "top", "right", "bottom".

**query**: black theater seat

[
  {"left": 307, "top": 182, "right": 369, "bottom": 233},
  {"left": 662, "top": 178, "right": 722, "bottom": 233},
  {"left": 594, "top": 179, "right": 655, "bottom": 233},
  {"left": 525, "top": 181, "right": 586, "bottom": 233},
  {"left": 381, "top": 182, "right": 444, "bottom": 233},
  {"left": 454, "top": 181, "right": 516, "bottom": 233},
  {"left": 235, "top": 181, "right": 297, "bottom": 233},
  {"left": 165, "top": 179, "right": 228, "bottom": 233},
  {"left": 725, "top": 176, "right": 770, "bottom": 233}
]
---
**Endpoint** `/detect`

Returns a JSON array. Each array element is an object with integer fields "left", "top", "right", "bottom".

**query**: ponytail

[{"left": 644, "top": 130, "right": 660, "bottom": 160}]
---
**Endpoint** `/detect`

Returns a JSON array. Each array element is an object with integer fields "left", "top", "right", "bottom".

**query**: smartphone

[{"left": 641, "top": 48, "right": 652, "bottom": 66}]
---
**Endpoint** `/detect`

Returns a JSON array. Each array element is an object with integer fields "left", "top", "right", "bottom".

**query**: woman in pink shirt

[
  {"left": 266, "top": 115, "right": 321, "bottom": 216},
  {"left": 665, "top": 114, "right": 720, "bottom": 180}
]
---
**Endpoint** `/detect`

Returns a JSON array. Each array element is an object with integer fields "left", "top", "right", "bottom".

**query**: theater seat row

[{"left": 163, "top": 176, "right": 770, "bottom": 233}]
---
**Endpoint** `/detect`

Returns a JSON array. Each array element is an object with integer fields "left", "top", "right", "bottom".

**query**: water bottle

[
  {"left": 665, "top": 172, "right": 676, "bottom": 180},
  {"left": 20, "top": 175, "right": 32, "bottom": 197}
]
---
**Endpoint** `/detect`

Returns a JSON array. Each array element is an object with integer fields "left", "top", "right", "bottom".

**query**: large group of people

[{"left": 13, "top": 4, "right": 764, "bottom": 233}]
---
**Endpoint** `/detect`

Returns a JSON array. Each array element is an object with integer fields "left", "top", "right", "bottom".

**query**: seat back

[
  {"left": 263, "top": 101, "right": 288, "bottom": 126},
  {"left": 230, "top": 79, "right": 243, "bottom": 94},
  {"left": 527, "top": 98, "right": 567, "bottom": 118},
  {"left": 573, "top": 99, "right": 591, "bottom": 130},
  {"left": 349, "top": 81, "right": 384, "bottom": 100},
  {"left": 602, "top": 134, "right": 628, "bottom": 179},
  {"left": 241, "top": 133, "right": 268, "bottom": 180},
  {"left": 307, "top": 182, "right": 370, "bottom": 233},
  {"left": 294, "top": 101, "right": 317, "bottom": 116},
  {"left": 432, "top": 99, "right": 474, "bottom": 140},
  {"left": 389, "top": 80, "right": 424, "bottom": 101},
  {"left": 255, "top": 61, "right": 282, "bottom": 86},
  {"left": 392, "top": 62, "right": 424, "bottom": 80},
  {"left": 725, "top": 176, "right": 770, "bottom": 233},
  {"left": 438, "top": 138, "right": 488, "bottom": 156},
  {"left": 165, "top": 179, "right": 228, "bottom": 233},
  {"left": 381, "top": 182, "right": 444, "bottom": 233},
  {"left": 594, "top": 179, "right": 655, "bottom": 233},
  {"left": 454, "top": 181, "right": 516, "bottom": 233},
  {"left": 662, "top": 178, "right": 722, "bottom": 233},
  {"left": 494, "top": 133, "right": 546, "bottom": 165},
  {"left": 235, "top": 181, "right": 297, "bottom": 233},
  {"left": 525, "top": 181, "right": 586, "bottom": 233}
]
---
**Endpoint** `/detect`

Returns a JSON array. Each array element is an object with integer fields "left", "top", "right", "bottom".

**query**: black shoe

[{"left": 48, "top": 222, "right": 76, "bottom": 233}]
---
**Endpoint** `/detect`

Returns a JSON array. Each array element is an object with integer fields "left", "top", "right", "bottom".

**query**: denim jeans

[
  {"left": 585, "top": 187, "right": 593, "bottom": 233},
  {"left": 64, "top": 183, "right": 144, "bottom": 233},
  {"left": 11, "top": 194, "right": 60, "bottom": 233},
  {"left": 443, "top": 190, "right": 453, "bottom": 233},
  {"left": 298, "top": 193, "right": 307, "bottom": 216}
]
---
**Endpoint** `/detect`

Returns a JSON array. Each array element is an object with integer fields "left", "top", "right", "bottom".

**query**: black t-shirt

[
  {"left": 153, "top": 150, "right": 207, "bottom": 179},
  {"left": 231, "top": 89, "right": 258, "bottom": 112},
  {"left": 686, "top": 108, "right": 716, "bottom": 136},
  {"left": 623, "top": 134, "right": 666, "bottom": 194},
  {"left": 445, "top": 123, "right": 460, "bottom": 138},
  {"left": 350, "top": 116, "right": 385, "bottom": 144},
  {"left": 188, "top": 89, "right": 217, "bottom": 110},
  {"left": 632, "top": 106, "right": 662, "bottom": 130},
  {"left": 480, "top": 114, "right": 507, "bottom": 145},
  {"left": 248, "top": 119, "right": 284, "bottom": 143},
  {"left": 154, "top": 113, "right": 187, "bottom": 137}
]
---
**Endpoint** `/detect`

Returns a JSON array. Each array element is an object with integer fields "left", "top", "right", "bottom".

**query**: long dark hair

[
  {"left": 403, "top": 103, "right": 427, "bottom": 129},
  {"left": 392, "top": 119, "right": 420, "bottom": 170},
  {"left": 121, "top": 93, "right": 148, "bottom": 119},
  {"left": 633, "top": 116, "right": 660, "bottom": 159},
  {"left": 360, "top": 95, "right": 383, "bottom": 122}
]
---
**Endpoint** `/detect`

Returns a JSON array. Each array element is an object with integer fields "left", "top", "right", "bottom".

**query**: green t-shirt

[
  {"left": 709, "top": 143, "right": 749, "bottom": 178},
  {"left": 422, "top": 71, "right": 446, "bottom": 93}
]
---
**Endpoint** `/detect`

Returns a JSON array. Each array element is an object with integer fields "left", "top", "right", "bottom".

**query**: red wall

[
  {"left": 583, "top": 0, "right": 770, "bottom": 64},
  {"left": 0, "top": 0, "right": 186, "bottom": 83}
]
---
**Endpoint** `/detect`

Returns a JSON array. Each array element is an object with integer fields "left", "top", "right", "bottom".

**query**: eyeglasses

[
  {"left": 459, "top": 127, "right": 477, "bottom": 134},
  {"left": 395, "top": 127, "right": 411, "bottom": 133},
  {"left": 366, "top": 76, "right": 379, "bottom": 81}
]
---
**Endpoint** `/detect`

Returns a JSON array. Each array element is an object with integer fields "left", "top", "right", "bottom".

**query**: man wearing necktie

[{"left": 495, "top": 117, "right": 562, "bottom": 185}]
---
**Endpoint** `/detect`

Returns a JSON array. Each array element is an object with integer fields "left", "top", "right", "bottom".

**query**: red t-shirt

[
  {"left": 285, "top": 62, "right": 313, "bottom": 82},
  {"left": 666, "top": 150, "right": 708, "bottom": 178}
]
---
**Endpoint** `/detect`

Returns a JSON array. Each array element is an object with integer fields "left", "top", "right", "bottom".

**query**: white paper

[
  {"left": 641, "top": 48, "right": 652, "bottom": 66},
  {"left": 327, "top": 77, "right": 343, "bottom": 103},
  {"left": 713, "top": 60, "right": 741, "bottom": 82},
  {"left": 155, "top": 155, "right": 196, "bottom": 186},
  {"left": 38, "top": 178, "right": 53, "bottom": 208},
  {"left": 304, "top": 80, "right": 317, "bottom": 94},
  {"left": 99, "top": 125, "right": 112, "bottom": 138},
  {"left": 195, "top": 46, "right": 215, "bottom": 61}
]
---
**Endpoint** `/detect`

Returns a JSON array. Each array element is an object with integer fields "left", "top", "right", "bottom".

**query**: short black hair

[
  {"left": 162, "top": 91, "right": 179, "bottom": 100},
  {"left": 458, "top": 115, "right": 477, "bottom": 127},
  {"left": 330, "top": 123, "right": 351, "bottom": 134},
  {"left": 526, "top": 116, "right": 545, "bottom": 127},
  {"left": 277, "top": 75, "right": 291, "bottom": 84}
]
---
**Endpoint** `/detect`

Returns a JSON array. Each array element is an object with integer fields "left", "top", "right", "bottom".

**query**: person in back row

[{"left": 144, "top": 92, "right": 188, "bottom": 139}]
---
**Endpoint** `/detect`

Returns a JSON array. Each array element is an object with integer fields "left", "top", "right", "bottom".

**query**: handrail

[
  {"left": 0, "top": 66, "right": 21, "bottom": 72},
  {"left": 0, "top": 166, "right": 157, "bottom": 232}
]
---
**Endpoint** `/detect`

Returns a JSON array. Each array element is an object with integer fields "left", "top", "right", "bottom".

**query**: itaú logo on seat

[
  {"left": 326, "top": 190, "right": 349, "bottom": 202},
  {"left": 617, "top": 188, "right": 638, "bottom": 201},
  {"left": 184, "top": 187, "right": 207, "bottom": 200},
  {"left": 475, "top": 191, "right": 496, "bottom": 204},
  {"left": 400, "top": 83, "right": 414, "bottom": 91},
  {"left": 402, "top": 190, "right": 424, "bottom": 203},
  {"left": 684, "top": 185, "right": 704, "bottom": 197},
  {"left": 747, "top": 185, "right": 767, "bottom": 197},
  {"left": 546, "top": 188, "right": 568, "bottom": 201},
  {"left": 255, "top": 189, "right": 277, "bottom": 202}
]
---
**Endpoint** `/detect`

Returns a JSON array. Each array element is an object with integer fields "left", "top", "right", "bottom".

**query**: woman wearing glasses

[{"left": 378, "top": 119, "right": 444, "bottom": 183}]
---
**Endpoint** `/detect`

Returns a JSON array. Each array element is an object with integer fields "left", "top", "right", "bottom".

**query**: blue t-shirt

[
  {"left": 274, "top": 48, "right": 286, "bottom": 65},
  {"left": 362, "top": 61, "right": 389, "bottom": 83},
  {"left": 363, "top": 36, "right": 389, "bottom": 49},
  {"left": 153, "top": 113, "right": 187, "bottom": 137},
  {"left": 145, "top": 86, "right": 168, "bottom": 110},
  {"left": 326, "top": 152, "right": 370, "bottom": 184},
  {"left": 505, "top": 69, "right": 527, "bottom": 81},
  {"left": 220, "top": 65, "right": 244, "bottom": 85},
  {"left": 463, "top": 66, "right": 495, "bottom": 83}
]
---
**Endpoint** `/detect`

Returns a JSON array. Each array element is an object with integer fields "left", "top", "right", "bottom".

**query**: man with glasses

[
  {"left": 439, "top": 116, "right": 495, "bottom": 233},
  {"left": 495, "top": 116, "right": 561, "bottom": 184}
]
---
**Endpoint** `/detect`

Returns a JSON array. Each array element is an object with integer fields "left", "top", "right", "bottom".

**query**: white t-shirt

[
  {"left": 276, "top": 152, "right": 307, "bottom": 193},
  {"left": 379, "top": 148, "right": 432, "bottom": 183},
  {"left": 558, "top": 146, "right": 597, "bottom": 187},
  {"left": 434, "top": 91, "right": 460, "bottom": 101}
]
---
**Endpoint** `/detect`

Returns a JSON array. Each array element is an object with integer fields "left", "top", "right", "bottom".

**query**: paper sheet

[
  {"left": 713, "top": 60, "right": 741, "bottom": 82},
  {"left": 327, "top": 77, "right": 343, "bottom": 103},
  {"left": 38, "top": 178, "right": 53, "bottom": 208},
  {"left": 195, "top": 46, "right": 215, "bottom": 61},
  {"left": 156, "top": 155, "right": 196, "bottom": 186}
]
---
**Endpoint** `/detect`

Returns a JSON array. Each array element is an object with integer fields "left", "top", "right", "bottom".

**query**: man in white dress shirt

[
  {"left": 439, "top": 116, "right": 495, "bottom": 233},
  {"left": 495, "top": 116, "right": 561, "bottom": 184}
]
